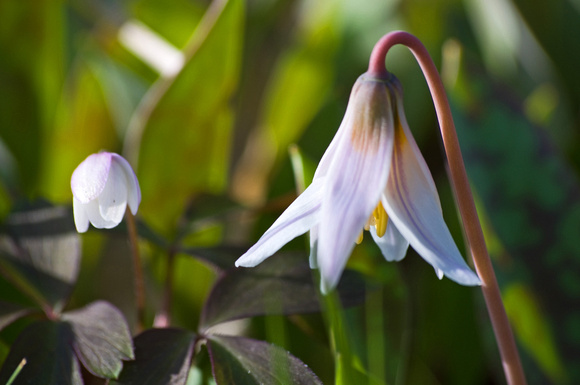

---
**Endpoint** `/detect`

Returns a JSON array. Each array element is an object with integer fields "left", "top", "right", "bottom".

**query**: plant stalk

[
  {"left": 154, "top": 249, "right": 176, "bottom": 327},
  {"left": 368, "top": 30, "right": 526, "bottom": 385},
  {"left": 126, "top": 211, "right": 146, "bottom": 331}
]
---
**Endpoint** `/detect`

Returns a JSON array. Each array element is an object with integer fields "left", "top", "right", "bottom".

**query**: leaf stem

[
  {"left": 368, "top": 31, "right": 526, "bottom": 385},
  {"left": 126, "top": 211, "right": 146, "bottom": 331}
]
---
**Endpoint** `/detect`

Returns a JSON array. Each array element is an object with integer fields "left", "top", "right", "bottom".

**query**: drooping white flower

[
  {"left": 71, "top": 152, "right": 141, "bottom": 233},
  {"left": 235, "top": 73, "right": 481, "bottom": 293}
]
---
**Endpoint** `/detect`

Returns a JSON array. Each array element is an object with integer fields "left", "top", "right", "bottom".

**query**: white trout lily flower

[
  {"left": 235, "top": 73, "right": 481, "bottom": 293},
  {"left": 71, "top": 152, "right": 141, "bottom": 233}
]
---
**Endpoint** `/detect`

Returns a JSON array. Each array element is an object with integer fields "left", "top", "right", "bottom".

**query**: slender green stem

[
  {"left": 322, "top": 290, "right": 355, "bottom": 385},
  {"left": 369, "top": 31, "right": 526, "bottom": 385},
  {"left": 126, "top": 211, "right": 146, "bottom": 331},
  {"left": 6, "top": 358, "right": 26, "bottom": 385}
]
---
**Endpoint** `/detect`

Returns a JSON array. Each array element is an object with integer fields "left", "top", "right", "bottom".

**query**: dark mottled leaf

[
  {"left": 199, "top": 252, "right": 367, "bottom": 331},
  {"left": 0, "top": 301, "right": 34, "bottom": 331},
  {"left": 0, "top": 321, "right": 82, "bottom": 385},
  {"left": 62, "top": 301, "right": 134, "bottom": 379},
  {"left": 135, "top": 217, "right": 170, "bottom": 249},
  {"left": 112, "top": 328, "right": 196, "bottom": 385},
  {"left": 0, "top": 201, "right": 80, "bottom": 311},
  {"left": 181, "top": 245, "right": 245, "bottom": 270},
  {"left": 207, "top": 335, "right": 322, "bottom": 385}
]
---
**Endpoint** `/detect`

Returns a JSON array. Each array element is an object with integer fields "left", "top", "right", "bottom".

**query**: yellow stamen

[
  {"left": 373, "top": 201, "right": 388, "bottom": 237},
  {"left": 356, "top": 230, "right": 364, "bottom": 244}
]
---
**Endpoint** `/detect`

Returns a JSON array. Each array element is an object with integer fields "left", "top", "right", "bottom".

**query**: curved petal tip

[{"left": 445, "top": 267, "right": 482, "bottom": 286}]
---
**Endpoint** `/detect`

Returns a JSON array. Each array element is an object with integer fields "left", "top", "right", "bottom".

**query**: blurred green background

[{"left": 1, "top": 0, "right": 579, "bottom": 384}]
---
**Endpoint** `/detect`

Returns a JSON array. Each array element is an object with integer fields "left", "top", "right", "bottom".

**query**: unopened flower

[
  {"left": 71, "top": 152, "right": 141, "bottom": 233},
  {"left": 236, "top": 73, "right": 481, "bottom": 293}
]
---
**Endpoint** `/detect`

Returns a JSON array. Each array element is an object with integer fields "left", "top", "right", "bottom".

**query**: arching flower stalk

[{"left": 368, "top": 31, "right": 526, "bottom": 385}]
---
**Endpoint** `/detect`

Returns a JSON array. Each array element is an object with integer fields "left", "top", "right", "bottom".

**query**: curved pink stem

[{"left": 369, "top": 31, "right": 526, "bottom": 385}]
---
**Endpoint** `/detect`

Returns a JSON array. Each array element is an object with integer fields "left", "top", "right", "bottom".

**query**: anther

[
  {"left": 373, "top": 201, "right": 388, "bottom": 237},
  {"left": 356, "top": 230, "right": 364, "bottom": 244}
]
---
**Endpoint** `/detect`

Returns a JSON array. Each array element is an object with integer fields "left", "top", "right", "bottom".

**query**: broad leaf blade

[
  {"left": 0, "top": 321, "right": 82, "bottom": 385},
  {"left": 207, "top": 335, "right": 322, "bottom": 385},
  {"left": 0, "top": 201, "right": 80, "bottom": 311},
  {"left": 511, "top": 0, "right": 580, "bottom": 109},
  {"left": 131, "top": 0, "right": 205, "bottom": 49},
  {"left": 127, "top": 0, "right": 244, "bottom": 233},
  {"left": 0, "top": 301, "right": 34, "bottom": 331},
  {"left": 62, "top": 301, "right": 134, "bottom": 379},
  {"left": 0, "top": 0, "right": 64, "bottom": 195},
  {"left": 112, "top": 328, "right": 196, "bottom": 385},
  {"left": 40, "top": 53, "right": 122, "bottom": 203},
  {"left": 231, "top": 1, "right": 340, "bottom": 202},
  {"left": 199, "top": 252, "right": 366, "bottom": 331},
  {"left": 181, "top": 245, "right": 244, "bottom": 270}
]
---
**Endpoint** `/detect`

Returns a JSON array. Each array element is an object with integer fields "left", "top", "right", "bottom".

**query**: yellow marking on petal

[
  {"left": 373, "top": 201, "right": 388, "bottom": 237},
  {"left": 356, "top": 230, "right": 364, "bottom": 244}
]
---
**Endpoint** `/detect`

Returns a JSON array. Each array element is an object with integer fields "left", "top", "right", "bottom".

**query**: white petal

[
  {"left": 73, "top": 197, "right": 90, "bottom": 233},
  {"left": 370, "top": 219, "right": 409, "bottom": 262},
  {"left": 235, "top": 178, "right": 324, "bottom": 268},
  {"left": 383, "top": 119, "right": 481, "bottom": 286},
  {"left": 318, "top": 77, "right": 395, "bottom": 293},
  {"left": 393, "top": 81, "right": 441, "bottom": 208},
  {"left": 111, "top": 154, "right": 141, "bottom": 214},
  {"left": 312, "top": 100, "right": 350, "bottom": 181},
  {"left": 98, "top": 163, "right": 128, "bottom": 225},
  {"left": 85, "top": 199, "right": 119, "bottom": 229},
  {"left": 71, "top": 153, "right": 112, "bottom": 203}
]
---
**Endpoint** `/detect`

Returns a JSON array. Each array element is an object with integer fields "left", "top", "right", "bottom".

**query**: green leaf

[
  {"left": 0, "top": 321, "right": 83, "bottom": 385},
  {"left": 0, "top": 301, "right": 34, "bottom": 331},
  {"left": 503, "top": 284, "right": 567, "bottom": 383},
  {"left": 262, "top": 1, "right": 339, "bottom": 152},
  {"left": 112, "top": 328, "right": 196, "bottom": 385},
  {"left": 126, "top": 0, "right": 244, "bottom": 233},
  {"left": 180, "top": 245, "right": 244, "bottom": 271},
  {"left": 40, "top": 52, "right": 122, "bottom": 203},
  {"left": 511, "top": 0, "right": 580, "bottom": 109},
  {"left": 199, "top": 252, "right": 367, "bottom": 331},
  {"left": 288, "top": 144, "right": 317, "bottom": 194},
  {"left": 0, "top": 0, "right": 65, "bottom": 195},
  {"left": 207, "top": 335, "right": 322, "bottom": 385},
  {"left": 62, "top": 301, "right": 134, "bottom": 379},
  {"left": 448, "top": 54, "right": 577, "bottom": 384},
  {"left": 131, "top": 0, "right": 205, "bottom": 49},
  {"left": 0, "top": 201, "right": 80, "bottom": 311},
  {"left": 232, "top": 1, "right": 339, "bottom": 202}
]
